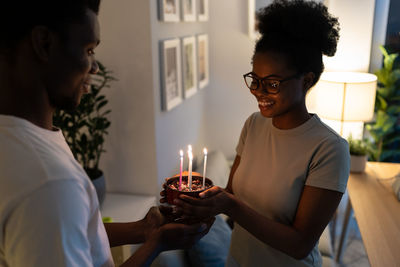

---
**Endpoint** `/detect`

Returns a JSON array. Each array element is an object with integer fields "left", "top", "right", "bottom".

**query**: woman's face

[{"left": 250, "top": 51, "right": 308, "bottom": 126}]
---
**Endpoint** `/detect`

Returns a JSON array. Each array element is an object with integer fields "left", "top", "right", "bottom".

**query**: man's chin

[{"left": 51, "top": 97, "right": 81, "bottom": 112}]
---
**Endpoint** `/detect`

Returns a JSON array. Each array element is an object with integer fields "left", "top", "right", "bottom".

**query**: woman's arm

[
  {"left": 228, "top": 185, "right": 342, "bottom": 259},
  {"left": 225, "top": 155, "right": 240, "bottom": 194},
  {"left": 177, "top": 184, "right": 342, "bottom": 259}
]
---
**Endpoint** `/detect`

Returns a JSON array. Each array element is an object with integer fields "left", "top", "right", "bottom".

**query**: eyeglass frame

[{"left": 243, "top": 72, "right": 302, "bottom": 94}]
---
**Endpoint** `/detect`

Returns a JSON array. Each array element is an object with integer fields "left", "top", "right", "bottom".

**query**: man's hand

[{"left": 155, "top": 218, "right": 214, "bottom": 251}]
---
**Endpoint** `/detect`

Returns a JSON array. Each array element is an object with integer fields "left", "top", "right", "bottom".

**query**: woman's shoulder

[{"left": 309, "top": 116, "right": 349, "bottom": 153}]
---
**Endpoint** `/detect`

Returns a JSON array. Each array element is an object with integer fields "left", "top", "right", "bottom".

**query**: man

[{"left": 0, "top": 1, "right": 210, "bottom": 266}]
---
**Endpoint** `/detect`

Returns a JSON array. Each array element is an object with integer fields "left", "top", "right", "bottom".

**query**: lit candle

[
  {"left": 188, "top": 150, "right": 193, "bottom": 191},
  {"left": 202, "top": 148, "right": 207, "bottom": 188},
  {"left": 179, "top": 150, "right": 183, "bottom": 190}
]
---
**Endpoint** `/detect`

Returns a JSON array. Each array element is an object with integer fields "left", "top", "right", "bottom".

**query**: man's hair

[
  {"left": 254, "top": 0, "right": 340, "bottom": 87},
  {"left": 0, "top": 0, "right": 101, "bottom": 51}
]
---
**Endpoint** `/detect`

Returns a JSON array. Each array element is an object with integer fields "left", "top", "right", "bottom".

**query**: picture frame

[
  {"left": 248, "top": 0, "right": 267, "bottom": 40},
  {"left": 182, "top": 36, "right": 198, "bottom": 98},
  {"left": 182, "top": 0, "right": 196, "bottom": 22},
  {"left": 197, "top": 34, "right": 209, "bottom": 89},
  {"left": 198, "top": 0, "right": 209, "bottom": 21},
  {"left": 159, "top": 0, "right": 180, "bottom": 22},
  {"left": 160, "top": 39, "right": 183, "bottom": 111}
]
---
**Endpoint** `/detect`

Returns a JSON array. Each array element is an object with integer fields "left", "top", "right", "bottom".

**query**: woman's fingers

[
  {"left": 199, "top": 186, "right": 221, "bottom": 198},
  {"left": 174, "top": 198, "right": 215, "bottom": 218}
]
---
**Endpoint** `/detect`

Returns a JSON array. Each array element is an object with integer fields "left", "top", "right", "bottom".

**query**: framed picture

[
  {"left": 248, "top": 0, "right": 263, "bottom": 40},
  {"left": 160, "top": 39, "right": 182, "bottom": 111},
  {"left": 197, "top": 34, "right": 209, "bottom": 89},
  {"left": 182, "top": 0, "right": 196, "bottom": 21},
  {"left": 198, "top": 0, "right": 209, "bottom": 21},
  {"left": 159, "top": 0, "right": 180, "bottom": 22},
  {"left": 182, "top": 36, "right": 198, "bottom": 98}
]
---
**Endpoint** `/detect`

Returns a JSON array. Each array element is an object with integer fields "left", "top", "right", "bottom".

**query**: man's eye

[{"left": 88, "top": 49, "right": 95, "bottom": 55}]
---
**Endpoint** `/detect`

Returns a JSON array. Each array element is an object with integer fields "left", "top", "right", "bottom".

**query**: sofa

[{"left": 152, "top": 150, "right": 336, "bottom": 267}]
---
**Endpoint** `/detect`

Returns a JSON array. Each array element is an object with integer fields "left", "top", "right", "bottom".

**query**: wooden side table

[{"left": 335, "top": 162, "right": 400, "bottom": 266}]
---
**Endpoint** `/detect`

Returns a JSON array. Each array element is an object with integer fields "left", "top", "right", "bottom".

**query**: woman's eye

[
  {"left": 88, "top": 49, "right": 95, "bottom": 55},
  {"left": 268, "top": 81, "right": 279, "bottom": 88}
]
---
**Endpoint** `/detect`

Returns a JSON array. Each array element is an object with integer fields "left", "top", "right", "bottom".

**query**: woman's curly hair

[{"left": 255, "top": 0, "right": 340, "bottom": 86}]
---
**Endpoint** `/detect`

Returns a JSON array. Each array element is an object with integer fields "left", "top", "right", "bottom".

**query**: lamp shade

[{"left": 313, "top": 72, "right": 377, "bottom": 122}]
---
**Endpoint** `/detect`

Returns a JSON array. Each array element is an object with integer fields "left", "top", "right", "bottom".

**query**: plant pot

[
  {"left": 165, "top": 175, "right": 213, "bottom": 205},
  {"left": 350, "top": 155, "right": 367, "bottom": 173},
  {"left": 91, "top": 173, "right": 106, "bottom": 207}
]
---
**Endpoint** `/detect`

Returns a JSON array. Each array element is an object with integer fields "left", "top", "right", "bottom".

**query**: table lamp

[{"left": 311, "top": 72, "right": 377, "bottom": 138}]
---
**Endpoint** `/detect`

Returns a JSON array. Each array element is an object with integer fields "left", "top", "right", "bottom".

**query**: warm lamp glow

[{"left": 313, "top": 72, "right": 377, "bottom": 123}]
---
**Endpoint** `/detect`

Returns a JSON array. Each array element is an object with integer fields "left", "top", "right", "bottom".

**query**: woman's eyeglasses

[{"left": 243, "top": 72, "right": 301, "bottom": 94}]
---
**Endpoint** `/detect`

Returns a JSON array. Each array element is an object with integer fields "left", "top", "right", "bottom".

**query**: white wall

[
  {"left": 204, "top": 0, "right": 258, "bottom": 158},
  {"left": 323, "top": 0, "right": 376, "bottom": 72},
  {"left": 149, "top": 1, "right": 209, "bottom": 187},
  {"left": 96, "top": 0, "right": 158, "bottom": 195}
]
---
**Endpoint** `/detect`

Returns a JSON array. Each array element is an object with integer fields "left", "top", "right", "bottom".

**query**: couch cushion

[{"left": 319, "top": 226, "right": 333, "bottom": 258}]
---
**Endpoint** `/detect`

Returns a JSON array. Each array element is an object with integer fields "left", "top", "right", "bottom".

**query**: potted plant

[
  {"left": 365, "top": 46, "right": 400, "bottom": 162},
  {"left": 348, "top": 135, "right": 370, "bottom": 173},
  {"left": 53, "top": 61, "right": 116, "bottom": 205}
]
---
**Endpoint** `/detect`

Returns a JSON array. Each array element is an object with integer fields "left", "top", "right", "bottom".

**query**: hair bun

[{"left": 256, "top": 0, "right": 340, "bottom": 57}]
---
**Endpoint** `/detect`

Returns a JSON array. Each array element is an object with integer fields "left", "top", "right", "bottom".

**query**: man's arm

[
  {"left": 104, "top": 206, "right": 213, "bottom": 267},
  {"left": 104, "top": 221, "right": 146, "bottom": 247}
]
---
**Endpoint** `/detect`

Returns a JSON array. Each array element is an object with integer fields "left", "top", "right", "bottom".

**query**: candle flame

[
  {"left": 188, "top": 144, "right": 192, "bottom": 152},
  {"left": 180, "top": 150, "right": 183, "bottom": 157},
  {"left": 203, "top": 148, "right": 207, "bottom": 155}
]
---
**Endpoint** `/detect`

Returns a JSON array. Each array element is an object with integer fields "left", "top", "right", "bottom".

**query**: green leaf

[
  {"left": 379, "top": 45, "right": 389, "bottom": 58},
  {"left": 376, "top": 94, "right": 388, "bottom": 110},
  {"left": 96, "top": 100, "right": 108, "bottom": 111}
]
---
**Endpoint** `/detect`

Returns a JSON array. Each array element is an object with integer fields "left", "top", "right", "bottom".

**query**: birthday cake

[{"left": 165, "top": 175, "right": 213, "bottom": 204}]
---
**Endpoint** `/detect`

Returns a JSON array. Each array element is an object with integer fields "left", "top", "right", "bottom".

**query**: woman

[{"left": 165, "top": 1, "right": 349, "bottom": 266}]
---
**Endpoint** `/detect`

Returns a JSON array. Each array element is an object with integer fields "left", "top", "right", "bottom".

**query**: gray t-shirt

[{"left": 228, "top": 112, "right": 350, "bottom": 267}]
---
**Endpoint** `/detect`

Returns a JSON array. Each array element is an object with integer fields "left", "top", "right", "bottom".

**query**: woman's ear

[
  {"left": 303, "top": 72, "right": 315, "bottom": 92},
  {"left": 30, "top": 26, "right": 53, "bottom": 62}
]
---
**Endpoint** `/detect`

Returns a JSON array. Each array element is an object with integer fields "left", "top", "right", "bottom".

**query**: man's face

[{"left": 45, "top": 9, "right": 100, "bottom": 111}]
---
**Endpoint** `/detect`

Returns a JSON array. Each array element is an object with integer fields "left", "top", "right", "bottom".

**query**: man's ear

[
  {"left": 303, "top": 72, "right": 315, "bottom": 92},
  {"left": 31, "top": 26, "right": 54, "bottom": 62}
]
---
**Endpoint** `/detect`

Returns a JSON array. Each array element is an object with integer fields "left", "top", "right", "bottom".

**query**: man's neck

[{"left": 0, "top": 87, "right": 55, "bottom": 130}]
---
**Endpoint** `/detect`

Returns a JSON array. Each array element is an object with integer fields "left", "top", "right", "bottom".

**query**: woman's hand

[{"left": 174, "top": 186, "right": 235, "bottom": 219}]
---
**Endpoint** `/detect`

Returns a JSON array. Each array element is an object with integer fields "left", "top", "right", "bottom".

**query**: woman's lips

[{"left": 258, "top": 99, "right": 274, "bottom": 109}]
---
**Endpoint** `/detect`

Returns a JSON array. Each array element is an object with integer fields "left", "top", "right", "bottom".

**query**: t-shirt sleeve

[
  {"left": 4, "top": 180, "right": 94, "bottom": 267},
  {"left": 305, "top": 137, "right": 350, "bottom": 193},
  {"left": 236, "top": 114, "right": 255, "bottom": 156}
]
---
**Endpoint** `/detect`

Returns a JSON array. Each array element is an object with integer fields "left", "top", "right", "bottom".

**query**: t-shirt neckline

[
  {"left": 0, "top": 114, "right": 63, "bottom": 138},
  {"left": 270, "top": 113, "right": 320, "bottom": 135}
]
